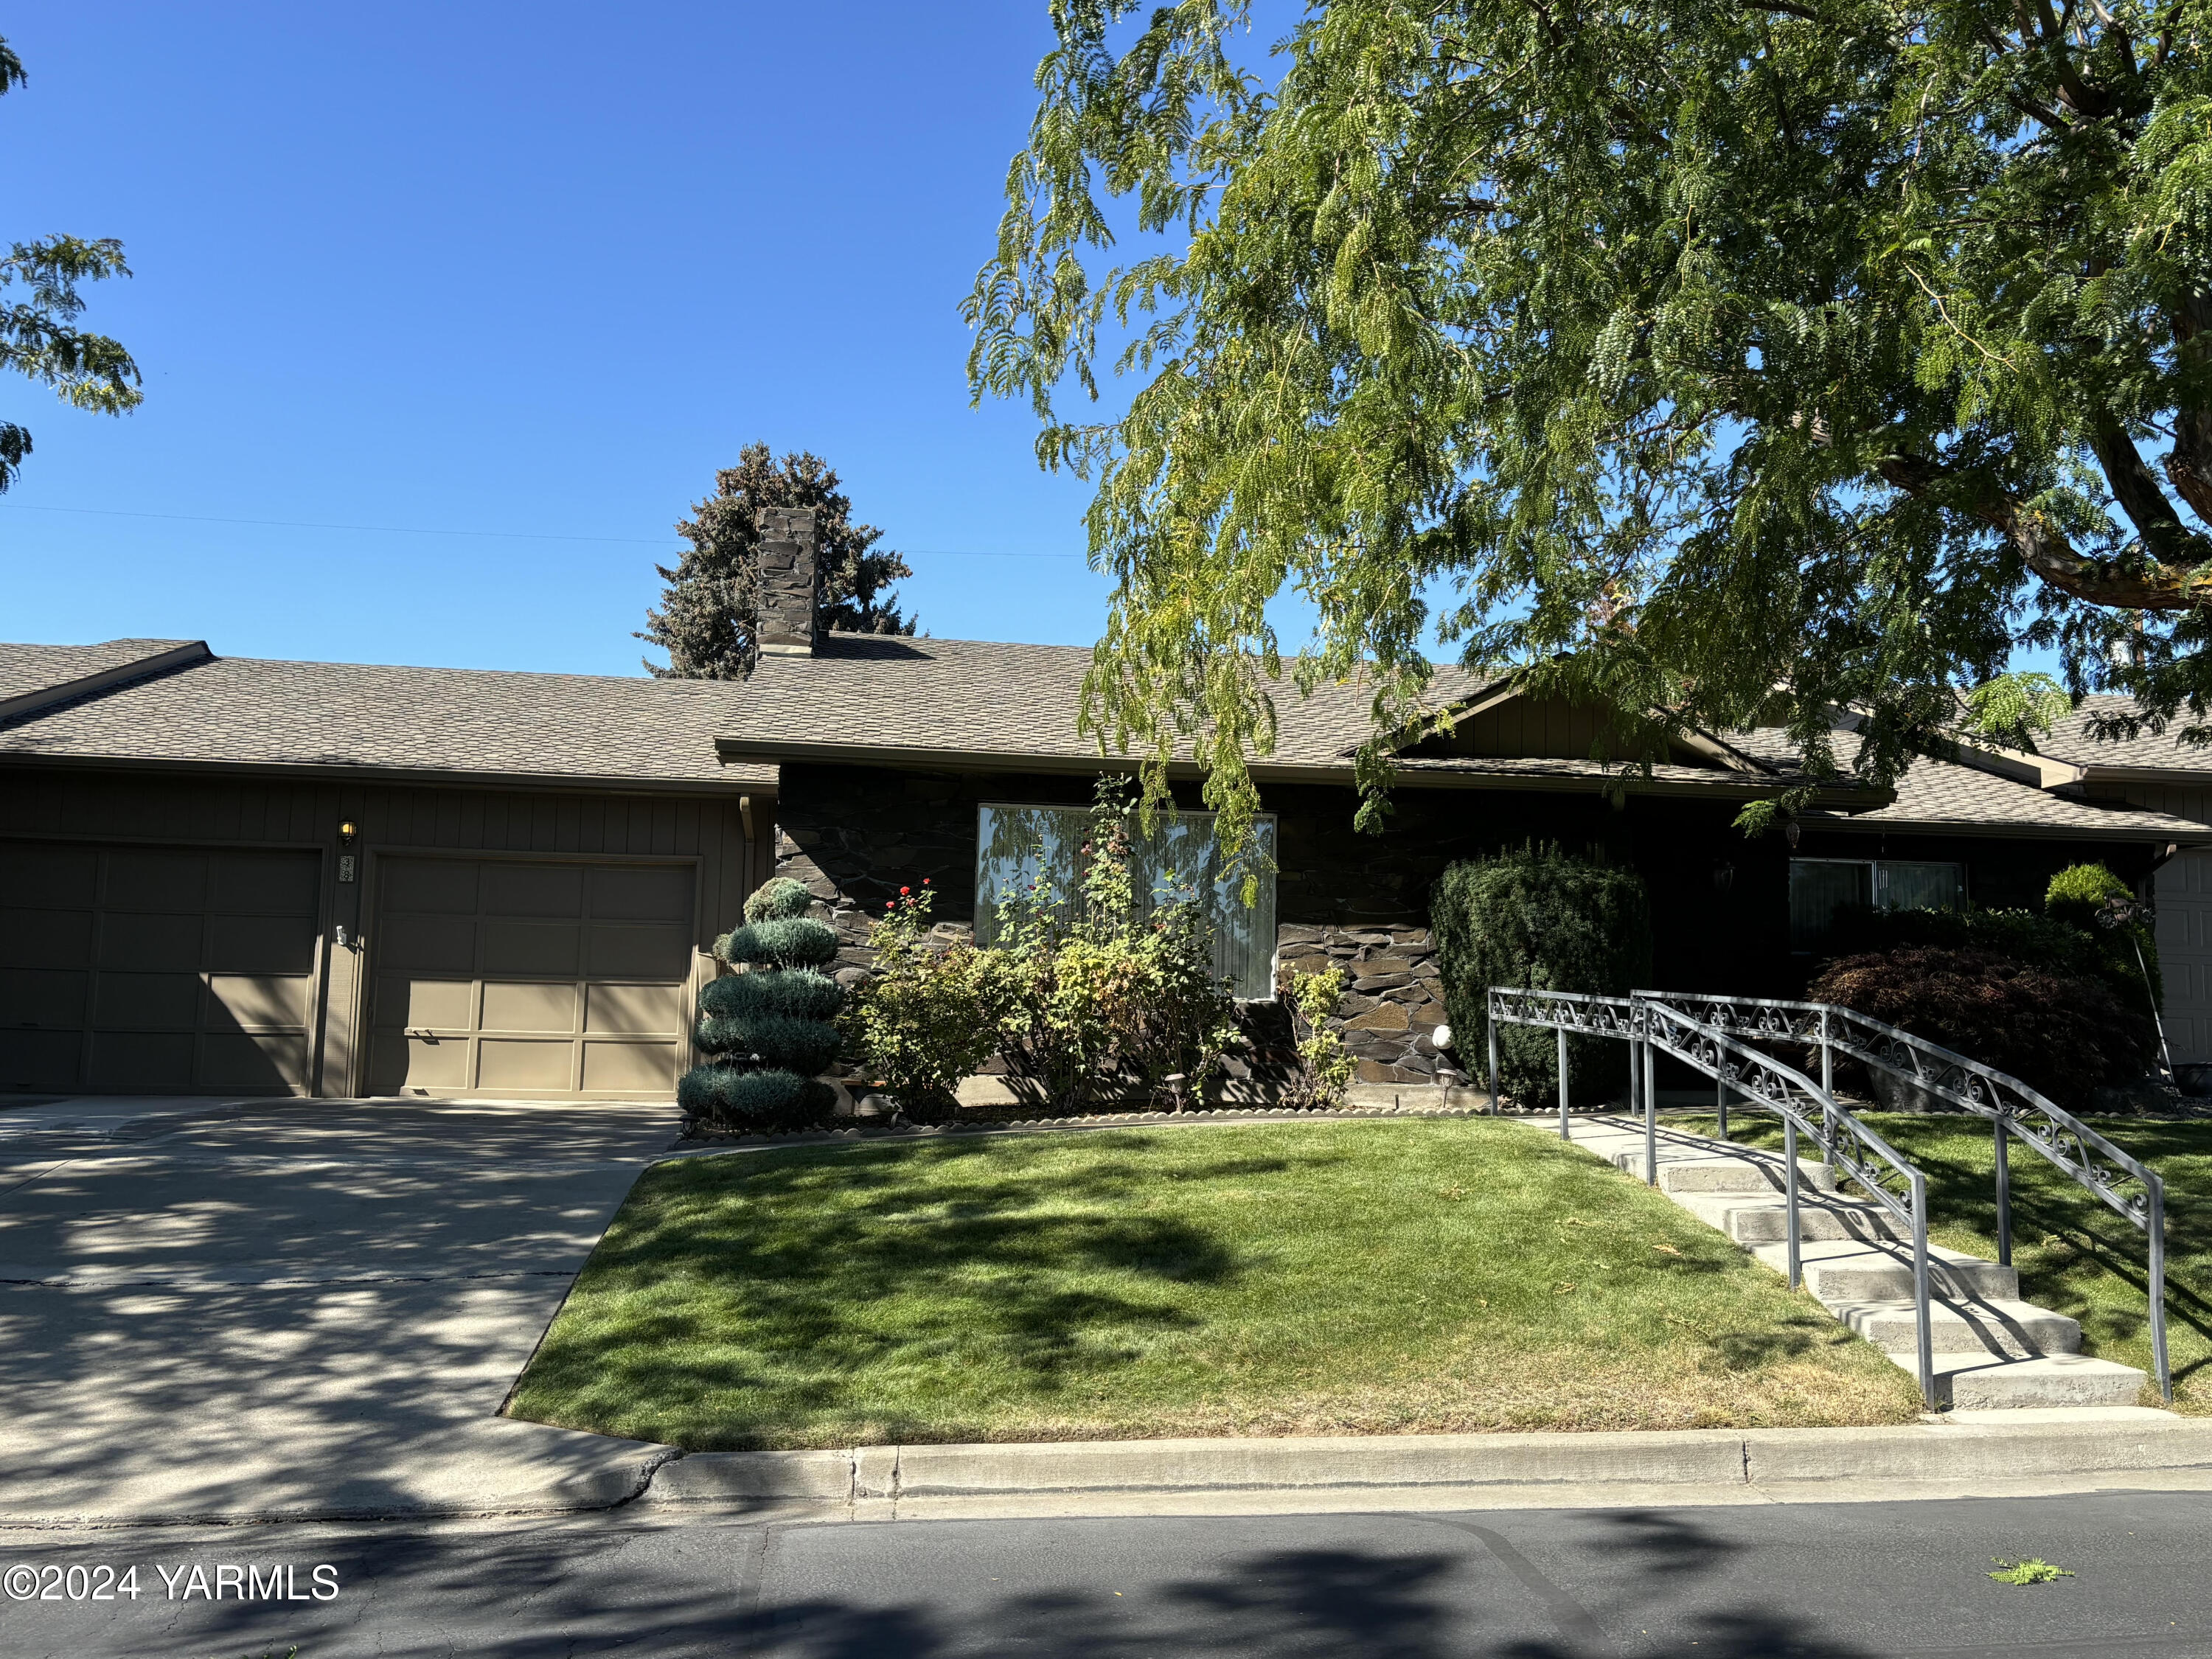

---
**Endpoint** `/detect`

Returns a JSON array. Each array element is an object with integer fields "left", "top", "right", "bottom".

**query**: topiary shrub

[
  {"left": 1807, "top": 946, "right": 2155, "bottom": 1109},
  {"left": 1430, "top": 844, "right": 1652, "bottom": 1108},
  {"left": 681, "top": 876, "right": 844, "bottom": 1135}
]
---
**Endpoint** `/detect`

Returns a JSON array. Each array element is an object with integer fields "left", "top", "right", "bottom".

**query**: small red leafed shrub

[{"left": 1807, "top": 947, "right": 2155, "bottom": 1109}]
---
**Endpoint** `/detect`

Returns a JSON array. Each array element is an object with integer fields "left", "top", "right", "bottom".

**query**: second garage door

[{"left": 366, "top": 855, "right": 697, "bottom": 1100}]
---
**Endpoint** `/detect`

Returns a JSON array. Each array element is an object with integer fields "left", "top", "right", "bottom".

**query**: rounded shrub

[
  {"left": 2042, "top": 861, "right": 2163, "bottom": 1013},
  {"left": 676, "top": 1062, "right": 830, "bottom": 1131},
  {"left": 1808, "top": 945, "right": 2155, "bottom": 1108},
  {"left": 744, "top": 876, "right": 815, "bottom": 923},
  {"left": 695, "top": 1013, "right": 842, "bottom": 1077},
  {"left": 717, "top": 917, "right": 840, "bottom": 970},
  {"left": 1430, "top": 843, "right": 1652, "bottom": 1107},
  {"left": 699, "top": 968, "right": 844, "bottom": 1023}
]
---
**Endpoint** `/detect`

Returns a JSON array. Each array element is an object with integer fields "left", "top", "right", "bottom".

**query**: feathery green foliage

[
  {"left": 1, "top": 35, "right": 141, "bottom": 493},
  {"left": 970, "top": 1, "right": 2212, "bottom": 843}
]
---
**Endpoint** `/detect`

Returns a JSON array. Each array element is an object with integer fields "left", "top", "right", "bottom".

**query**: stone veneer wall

[{"left": 1274, "top": 924, "right": 1448, "bottom": 1084}]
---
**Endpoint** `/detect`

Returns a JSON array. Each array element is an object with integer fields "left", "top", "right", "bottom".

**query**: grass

[
  {"left": 1674, "top": 1112, "right": 2212, "bottom": 1413},
  {"left": 507, "top": 1118, "right": 1920, "bottom": 1450}
]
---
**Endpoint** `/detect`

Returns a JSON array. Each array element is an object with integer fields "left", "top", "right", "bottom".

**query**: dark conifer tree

[{"left": 639, "top": 443, "right": 915, "bottom": 679}]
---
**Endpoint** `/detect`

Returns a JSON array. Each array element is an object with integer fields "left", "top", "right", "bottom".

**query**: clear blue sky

[{"left": 0, "top": 2, "right": 1129, "bottom": 673}]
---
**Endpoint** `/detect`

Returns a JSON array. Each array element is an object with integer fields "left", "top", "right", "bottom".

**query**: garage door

[
  {"left": 0, "top": 841, "right": 321, "bottom": 1095},
  {"left": 366, "top": 856, "right": 695, "bottom": 1100},
  {"left": 2157, "top": 849, "right": 2212, "bottom": 1064}
]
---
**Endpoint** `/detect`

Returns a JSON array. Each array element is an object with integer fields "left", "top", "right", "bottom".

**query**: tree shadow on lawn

[{"left": 516, "top": 1138, "right": 1286, "bottom": 1443}]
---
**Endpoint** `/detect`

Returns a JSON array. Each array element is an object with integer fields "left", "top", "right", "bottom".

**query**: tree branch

[{"left": 1879, "top": 451, "right": 2212, "bottom": 610}]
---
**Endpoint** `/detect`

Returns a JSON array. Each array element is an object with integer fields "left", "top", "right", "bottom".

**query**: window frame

[
  {"left": 973, "top": 799, "right": 1281, "bottom": 1001},
  {"left": 1787, "top": 856, "right": 1969, "bottom": 953}
]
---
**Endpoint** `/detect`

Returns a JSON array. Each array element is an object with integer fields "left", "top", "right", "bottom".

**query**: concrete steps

[{"left": 1549, "top": 1116, "right": 2149, "bottom": 1411}]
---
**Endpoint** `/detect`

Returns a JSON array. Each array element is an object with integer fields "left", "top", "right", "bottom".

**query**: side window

[
  {"left": 1789, "top": 858, "right": 1966, "bottom": 952},
  {"left": 975, "top": 803, "right": 1280, "bottom": 999},
  {"left": 1789, "top": 860, "right": 1872, "bottom": 952},
  {"left": 1878, "top": 860, "right": 1966, "bottom": 914}
]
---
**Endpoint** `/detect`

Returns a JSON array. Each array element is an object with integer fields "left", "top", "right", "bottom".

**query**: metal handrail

[
  {"left": 1486, "top": 986, "right": 1939, "bottom": 1408},
  {"left": 1639, "top": 988, "right": 2172, "bottom": 1404}
]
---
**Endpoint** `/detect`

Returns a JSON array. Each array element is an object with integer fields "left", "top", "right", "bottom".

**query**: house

[
  {"left": 1985, "top": 704, "right": 2212, "bottom": 1066},
  {"left": 5, "top": 512, "right": 2206, "bottom": 1100}
]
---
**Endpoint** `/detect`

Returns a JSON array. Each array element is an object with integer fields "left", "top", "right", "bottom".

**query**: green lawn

[
  {"left": 1677, "top": 1113, "right": 2212, "bottom": 1413},
  {"left": 507, "top": 1119, "right": 1919, "bottom": 1450}
]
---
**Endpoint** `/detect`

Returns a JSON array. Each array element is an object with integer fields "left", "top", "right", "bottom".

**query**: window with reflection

[{"left": 975, "top": 803, "right": 1279, "bottom": 998}]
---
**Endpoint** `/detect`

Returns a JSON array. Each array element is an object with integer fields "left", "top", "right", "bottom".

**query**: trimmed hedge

[
  {"left": 676, "top": 1063, "right": 833, "bottom": 1131},
  {"left": 699, "top": 968, "right": 844, "bottom": 1023},
  {"left": 717, "top": 917, "right": 840, "bottom": 970},
  {"left": 696, "top": 1013, "right": 843, "bottom": 1078},
  {"left": 1431, "top": 844, "right": 1652, "bottom": 1107}
]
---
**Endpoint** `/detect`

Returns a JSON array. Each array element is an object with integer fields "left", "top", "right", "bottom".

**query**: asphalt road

[{"left": 4, "top": 1489, "right": 2211, "bottom": 1658}]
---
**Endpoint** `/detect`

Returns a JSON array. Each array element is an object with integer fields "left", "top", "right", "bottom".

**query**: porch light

[
  {"left": 1783, "top": 820, "right": 1801, "bottom": 850},
  {"left": 338, "top": 821, "right": 358, "bottom": 842}
]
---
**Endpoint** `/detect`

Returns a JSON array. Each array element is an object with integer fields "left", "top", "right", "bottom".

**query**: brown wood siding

[{"left": 0, "top": 766, "right": 755, "bottom": 1097}]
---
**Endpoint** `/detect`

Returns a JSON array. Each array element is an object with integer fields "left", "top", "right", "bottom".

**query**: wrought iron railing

[
  {"left": 1636, "top": 990, "right": 2172, "bottom": 1404},
  {"left": 1485, "top": 987, "right": 1939, "bottom": 1408}
]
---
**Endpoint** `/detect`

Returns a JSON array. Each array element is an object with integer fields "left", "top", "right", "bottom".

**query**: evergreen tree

[
  {"left": 1, "top": 35, "right": 141, "bottom": 493},
  {"left": 639, "top": 443, "right": 915, "bottom": 679},
  {"left": 968, "top": 1, "right": 2212, "bottom": 844}
]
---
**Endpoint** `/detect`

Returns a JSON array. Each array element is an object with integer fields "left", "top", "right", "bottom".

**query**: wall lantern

[
  {"left": 338, "top": 821, "right": 358, "bottom": 843},
  {"left": 1711, "top": 859, "right": 1736, "bottom": 894},
  {"left": 1783, "top": 820, "right": 1802, "bottom": 850}
]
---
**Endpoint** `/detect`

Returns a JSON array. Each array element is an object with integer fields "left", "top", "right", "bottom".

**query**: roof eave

[
  {"left": 0, "top": 751, "right": 767, "bottom": 798},
  {"left": 717, "top": 737, "right": 1880, "bottom": 805},
  {"left": 1798, "top": 810, "right": 2211, "bottom": 844}
]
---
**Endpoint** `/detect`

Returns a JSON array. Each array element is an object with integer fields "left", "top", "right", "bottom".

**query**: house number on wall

[{"left": 338, "top": 855, "right": 357, "bottom": 883}]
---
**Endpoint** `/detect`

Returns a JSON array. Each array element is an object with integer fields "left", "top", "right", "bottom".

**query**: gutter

[
  {"left": 0, "top": 750, "right": 772, "bottom": 800},
  {"left": 1796, "top": 812, "right": 2212, "bottom": 846}
]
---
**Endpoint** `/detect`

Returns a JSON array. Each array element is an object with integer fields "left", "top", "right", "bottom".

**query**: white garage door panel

[
  {"left": 366, "top": 855, "right": 695, "bottom": 1101},
  {"left": 2157, "top": 849, "right": 2212, "bottom": 1064}
]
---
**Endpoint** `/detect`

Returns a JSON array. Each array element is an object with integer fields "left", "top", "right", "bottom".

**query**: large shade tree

[
  {"left": 640, "top": 443, "right": 915, "bottom": 679},
  {"left": 967, "top": 0, "right": 2212, "bottom": 844},
  {"left": 1, "top": 35, "right": 141, "bottom": 493}
]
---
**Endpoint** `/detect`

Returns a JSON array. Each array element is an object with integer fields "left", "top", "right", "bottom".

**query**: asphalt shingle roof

[
  {"left": 0, "top": 638, "right": 199, "bottom": 706},
  {"left": 0, "top": 643, "right": 771, "bottom": 790},
  {"left": 2036, "top": 696, "right": 2212, "bottom": 774},
  {"left": 727, "top": 634, "right": 1484, "bottom": 769},
  {"left": 4, "top": 632, "right": 2200, "bottom": 834}
]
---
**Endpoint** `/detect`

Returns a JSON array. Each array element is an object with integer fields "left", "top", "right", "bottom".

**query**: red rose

[{"left": 900, "top": 886, "right": 911, "bottom": 895}]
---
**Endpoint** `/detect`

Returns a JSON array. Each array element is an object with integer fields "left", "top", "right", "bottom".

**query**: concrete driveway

[{"left": 0, "top": 1094, "right": 682, "bottom": 1523}]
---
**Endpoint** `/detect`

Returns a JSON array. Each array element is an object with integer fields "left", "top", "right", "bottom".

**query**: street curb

[{"left": 644, "top": 1419, "right": 2212, "bottom": 1508}]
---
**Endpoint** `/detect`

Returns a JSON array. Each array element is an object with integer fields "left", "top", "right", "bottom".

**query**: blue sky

[{"left": 0, "top": 2, "right": 1130, "bottom": 672}]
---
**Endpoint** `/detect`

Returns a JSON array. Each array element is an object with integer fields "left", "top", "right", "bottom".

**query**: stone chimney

[{"left": 754, "top": 507, "right": 820, "bottom": 657}]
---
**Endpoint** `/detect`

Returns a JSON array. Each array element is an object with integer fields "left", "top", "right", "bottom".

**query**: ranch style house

[{"left": 7, "top": 511, "right": 2212, "bottom": 1103}]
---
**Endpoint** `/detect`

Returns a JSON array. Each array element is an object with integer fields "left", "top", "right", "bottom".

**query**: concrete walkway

[{"left": 0, "top": 1094, "right": 681, "bottom": 1523}]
